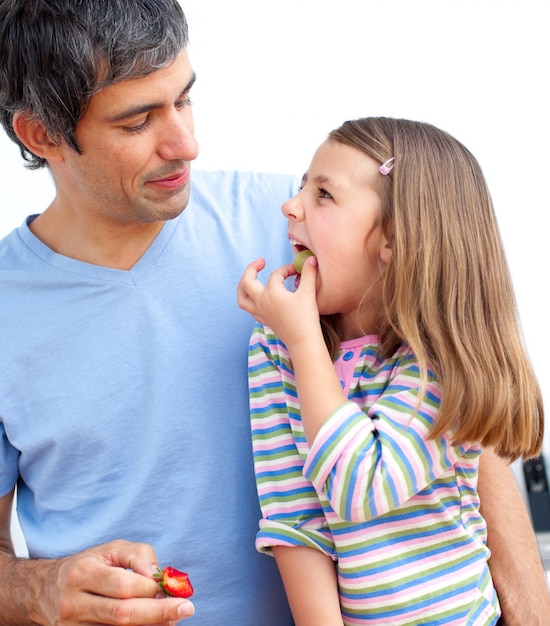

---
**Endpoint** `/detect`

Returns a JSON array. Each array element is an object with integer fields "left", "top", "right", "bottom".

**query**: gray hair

[{"left": 0, "top": 0, "right": 189, "bottom": 168}]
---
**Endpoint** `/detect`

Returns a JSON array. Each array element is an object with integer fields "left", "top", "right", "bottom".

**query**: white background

[{"left": 3, "top": 1, "right": 549, "bottom": 549}]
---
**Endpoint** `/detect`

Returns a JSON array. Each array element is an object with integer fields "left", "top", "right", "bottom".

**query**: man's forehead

[{"left": 89, "top": 52, "right": 195, "bottom": 120}]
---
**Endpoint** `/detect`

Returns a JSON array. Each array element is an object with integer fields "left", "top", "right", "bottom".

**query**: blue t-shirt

[{"left": 0, "top": 169, "right": 296, "bottom": 625}]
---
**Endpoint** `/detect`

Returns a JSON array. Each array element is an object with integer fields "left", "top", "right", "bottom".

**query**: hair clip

[{"left": 379, "top": 157, "right": 395, "bottom": 176}]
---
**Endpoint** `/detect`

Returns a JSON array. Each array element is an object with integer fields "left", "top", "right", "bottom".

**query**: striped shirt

[{"left": 249, "top": 324, "right": 500, "bottom": 625}]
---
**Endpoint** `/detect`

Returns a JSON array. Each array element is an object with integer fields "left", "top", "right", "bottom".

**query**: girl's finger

[
  {"left": 295, "top": 255, "right": 318, "bottom": 293},
  {"left": 265, "top": 263, "right": 297, "bottom": 287}
]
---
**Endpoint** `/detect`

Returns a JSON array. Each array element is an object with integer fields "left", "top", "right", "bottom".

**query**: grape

[{"left": 292, "top": 249, "right": 314, "bottom": 274}]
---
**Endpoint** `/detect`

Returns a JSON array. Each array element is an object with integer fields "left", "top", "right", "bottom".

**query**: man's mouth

[{"left": 147, "top": 168, "right": 189, "bottom": 189}]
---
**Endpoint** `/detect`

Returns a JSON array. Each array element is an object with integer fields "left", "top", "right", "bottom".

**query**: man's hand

[{"left": 1, "top": 540, "right": 195, "bottom": 625}]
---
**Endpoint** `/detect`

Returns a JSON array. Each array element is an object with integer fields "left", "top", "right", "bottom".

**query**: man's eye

[
  {"left": 176, "top": 95, "right": 193, "bottom": 109},
  {"left": 123, "top": 118, "right": 152, "bottom": 134}
]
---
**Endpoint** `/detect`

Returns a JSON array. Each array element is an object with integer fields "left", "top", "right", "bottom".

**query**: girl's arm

[
  {"left": 238, "top": 257, "right": 347, "bottom": 445},
  {"left": 478, "top": 449, "right": 550, "bottom": 625},
  {"left": 238, "top": 258, "right": 454, "bottom": 523},
  {"left": 248, "top": 323, "right": 341, "bottom": 620},
  {"left": 272, "top": 546, "right": 344, "bottom": 626}
]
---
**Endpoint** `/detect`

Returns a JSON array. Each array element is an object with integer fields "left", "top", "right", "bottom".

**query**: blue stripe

[
  {"left": 338, "top": 537, "right": 483, "bottom": 573},
  {"left": 343, "top": 437, "right": 376, "bottom": 519}
]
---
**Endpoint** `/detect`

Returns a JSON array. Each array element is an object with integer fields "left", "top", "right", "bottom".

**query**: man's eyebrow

[{"left": 104, "top": 72, "right": 197, "bottom": 123}]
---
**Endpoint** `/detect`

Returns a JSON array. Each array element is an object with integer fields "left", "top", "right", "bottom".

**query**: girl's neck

[{"left": 340, "top": 308, "right": 382, "bottom": 341}]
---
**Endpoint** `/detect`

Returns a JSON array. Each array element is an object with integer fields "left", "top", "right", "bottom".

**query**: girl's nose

[{"left": 281, "top": 194, "right": 302, "bottom": 221}]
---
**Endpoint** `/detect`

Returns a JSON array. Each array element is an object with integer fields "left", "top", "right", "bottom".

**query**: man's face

[{"left": 54, "top": 49, "right": 199, "bottom": 225}]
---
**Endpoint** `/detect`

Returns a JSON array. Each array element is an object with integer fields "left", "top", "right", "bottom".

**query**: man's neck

[{"left": 29, "top": 206, "right": 165, "bottom": 271}]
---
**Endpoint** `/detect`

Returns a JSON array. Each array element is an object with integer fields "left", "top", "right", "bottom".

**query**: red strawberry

[{"left": 154, "top": 566, "right": 194, "bottom": 598}]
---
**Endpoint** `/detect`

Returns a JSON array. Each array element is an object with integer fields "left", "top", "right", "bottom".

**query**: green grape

[{"left": 292, "top": 249, "right": 314, "bottom": 274}]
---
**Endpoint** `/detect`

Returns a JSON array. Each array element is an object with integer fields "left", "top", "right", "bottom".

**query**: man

[{"left": 0, "top": 1, "right": 548, "bottom": 624}]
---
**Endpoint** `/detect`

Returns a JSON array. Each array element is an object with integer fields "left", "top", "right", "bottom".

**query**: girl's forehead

[{"left": 307, "top": 140, "right": 380, "bottom": 186}]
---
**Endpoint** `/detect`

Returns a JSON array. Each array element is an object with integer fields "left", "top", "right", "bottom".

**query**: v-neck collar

[{"left": 18, "top": 215, "right": 180, "bottom": 286}]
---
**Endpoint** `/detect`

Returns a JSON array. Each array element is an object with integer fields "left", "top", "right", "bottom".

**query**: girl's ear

[
  {"left": 379, "top": 234, "right": 393, "bottom": 265},
  {"left": 12, "top": 112, "right": 64, "bottom": 163}
]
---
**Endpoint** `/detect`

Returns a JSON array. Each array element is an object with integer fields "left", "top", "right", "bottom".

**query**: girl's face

[{"left": 282, "top": 139, "right": 391, "bottom": 339}]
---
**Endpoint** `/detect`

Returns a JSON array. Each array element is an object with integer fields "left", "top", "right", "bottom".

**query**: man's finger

[{"left": 90, "top": 596, "right": 195, "bottom": 625}]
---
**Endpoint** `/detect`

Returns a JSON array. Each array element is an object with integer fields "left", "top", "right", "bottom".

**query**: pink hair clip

[{"left": 379, "top": 157, "right": 395, "bottom": 176}]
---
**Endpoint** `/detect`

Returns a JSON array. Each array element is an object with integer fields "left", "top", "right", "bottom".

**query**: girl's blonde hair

[{"left": 325, "top": 117, "right": 543, "bottom": 460}]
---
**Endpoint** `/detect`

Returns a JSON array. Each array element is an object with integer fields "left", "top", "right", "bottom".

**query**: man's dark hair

[{"left": 0, "top": 0, "right": 189, "bottom": 168}]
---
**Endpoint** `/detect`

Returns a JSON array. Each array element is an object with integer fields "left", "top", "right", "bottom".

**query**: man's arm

[
  {"left": 479, "top": 449, "right": 550, "bottom": 626},
  {"left": 0, "top": 490, "right": 59, "bottom": 623},
  {"left": 0, "top": 490, "right": 194, "bottom": 625},
  {"left": 0, "top": 489, "right": 15, "bottom": 555}
]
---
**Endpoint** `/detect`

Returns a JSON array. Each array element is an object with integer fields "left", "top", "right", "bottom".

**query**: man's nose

[{"left": 158, "top": 109, "right": 199, "bottom": 162}]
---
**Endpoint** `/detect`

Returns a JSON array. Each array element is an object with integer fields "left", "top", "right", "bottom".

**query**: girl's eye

[{"left": 318, "top": 187, "right": 332, "bottom": 199}]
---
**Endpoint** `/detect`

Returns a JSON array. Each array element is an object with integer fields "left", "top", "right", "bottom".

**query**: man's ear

[{"left": 12, "top": 112, "right": 64, "bottom": 163}]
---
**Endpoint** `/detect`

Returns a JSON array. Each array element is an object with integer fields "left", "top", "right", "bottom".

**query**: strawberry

[{"left": 154, "top": 566, "right": 194, "bottom": 598}]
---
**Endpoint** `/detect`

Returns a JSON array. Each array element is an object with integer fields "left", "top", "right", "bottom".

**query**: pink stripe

[{"left": 342, "top": 587, "right": 487, "bottom": 625}]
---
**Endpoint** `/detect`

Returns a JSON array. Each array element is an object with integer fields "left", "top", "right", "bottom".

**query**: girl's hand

[{"left": 237, "top": 255, "right": 321, "bottom": 348}]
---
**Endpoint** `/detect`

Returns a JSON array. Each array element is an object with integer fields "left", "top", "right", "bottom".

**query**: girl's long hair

[{"left": 325, "top": 117, "right": 543, "bottom": 461}]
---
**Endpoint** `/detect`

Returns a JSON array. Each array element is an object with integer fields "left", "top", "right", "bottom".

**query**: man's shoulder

[
  {"left": 191, "top": 168, "right": 297, "bottom": 185},
  {"left": 190, "top": 169, "right": 297, "bottom": 207},
  {"left": 0, "top": 222, "right": 26, "bottom": 269},
  {"left": 184, "top": 169, "right": 294, "bottom": 268}
]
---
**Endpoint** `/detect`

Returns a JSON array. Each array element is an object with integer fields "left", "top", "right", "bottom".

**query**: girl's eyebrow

[
  {"left": 103, "top": 73, "right": 196, "bottom": 123},
  {"left": 311, "top": 174, "right": 343, "bottom": 191}
]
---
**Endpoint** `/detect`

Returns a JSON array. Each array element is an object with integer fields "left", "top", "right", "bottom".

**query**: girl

[{"left": 237, "top": 117, "right": 544, "bottom": 625}]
